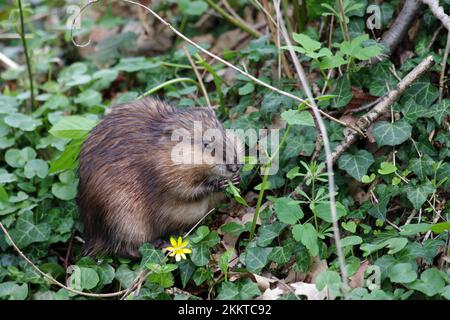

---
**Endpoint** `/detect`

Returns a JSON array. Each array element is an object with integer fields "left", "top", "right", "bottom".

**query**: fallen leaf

[{"left": 290, "top": 282, "right": 326, "bottom": 300}]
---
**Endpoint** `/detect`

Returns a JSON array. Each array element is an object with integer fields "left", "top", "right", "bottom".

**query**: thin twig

[
  {"left": 0, "top": 222, "right": 127, "bottom": 298},
  {"left": 273, "top": 0, "right": 349, "bottom": 295},
  {"left": 337, "top": 0, "right": 350, "bottom": 42},
  {"left": 183, "top": 46, "right": 212, "bottom": 109},
  {"left": 439, "top": 28, "right": 450, "bottom": 103},
  {"left": 0, "top": 52, "right": 20, "bottom": 69},
  {"left": 421, "top": 0, "right": 450, "bottom": 31},
  {"left": 72, "top": 0, "right": 355, "bottom": 131}
]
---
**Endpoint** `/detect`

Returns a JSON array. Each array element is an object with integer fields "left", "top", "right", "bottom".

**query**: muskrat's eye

[{"left": 203, "top": 142, "right": 210, "bottom": 149}]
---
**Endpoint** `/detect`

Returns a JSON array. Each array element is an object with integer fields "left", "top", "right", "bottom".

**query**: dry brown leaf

[
  {"left": 349, "top": 260, "right": 370, "bottom": 289},
  {"left": 252, "top": 274, "right": 277, "bottom": 291}
]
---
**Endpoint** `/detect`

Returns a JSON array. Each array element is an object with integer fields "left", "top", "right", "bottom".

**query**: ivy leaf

[
  {"left": 0, "top": 282, "right": 28, "bottom": 300},
  {"left": 274, "top": 197, "right": 303, "bottom": 225},
  {"left": 378, "top": 162, "right": 397, "bottom": 175},
  {"left": 190, "top": 226, "right": 210, "bottom": 244},
  {"left": 409, "top": 156, "right": 434, "bottom": 179},
  {"left": 190, "top": 244, "right": 210, "bottom": 267},
  {"left": 256, "top": 222, "right": 287, "bottom": 247},
  {"left": 220, "top": 222, "right": 247, "bottom": 237},
  {"left": 192, "top": 267, "right": 212, "bottom": 286},
  {"left": 244, "top": 246, "right": 272, "bottom": 273},
  {"left": 268, "top": 245, "right": 292, "bottom": 264},
  {"left": 217, "top": 282, "right": 240, "bottom": 300},
  {"left": 406, "top": 182, "right": 435, "bottom": 209},
  {"left": 292, "top": 223, "right": 319, "bottom": 256},
  {"left": 139, "top": 243, "right": 165, "bottom": 268},
  {"left": 178, "top": 260, "right": 196, "bottom": 288},
  {"left": 315, "top": 270, "right": 341, "bottom": 299},
  {"left": 388, "top": 263, "right": 417, "bottom": 284},
  {"left": 402, "top": 81, "right": 439, "bottom": 108},
  {"left": 219, "top": 249, "right": 234, "bottom": 280},
  {"left": 408, "top": 268, "right": 446, "bottom": 296},
  {"left": 402, "top": 100, "right": 433, "bottom": 122},
  {"left": 429, "top": 99, "right": 450, "bottom": 124},
  {"left": 338, "top": 150, "right": 374, "bottom": 181},
  {"left": 67, "top": 266, "right": 100, "bottom": 290},
  {"left": 332, "top": 76, "right": 353, "bottom": 108},
  {"left": 372, "top": 120, "right": 412, "bottom": 146},
  {"left": 281, "top": 110, "right": 315, "bottom": 127},
  {"left": 9, "top": 211, "right": 51, "bottom": 248}
]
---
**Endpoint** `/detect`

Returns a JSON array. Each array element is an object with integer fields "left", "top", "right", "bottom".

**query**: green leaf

[
  {"left": 429, "top": 99, "right": 450, "bottom": 124},
  {"left": 341, "top": 221, "right": 357, "bottom": 233},
  {"left": 312, "top": 202, "right": 347, "bottom": 223},
  {"left": 292, "top": 223, "right": 319, "bottom": 256},
  {"left": 388, "top": 263, "right": 417, "bottom": 284},
  {"left": 49, "top": 138, "right": 84, "bottom": 174},
  {"left": 360, "top": 237, "right": 408, "bottom": 256},
  {"left": 338, "top": 150, "right": 374, "bottom": 181},
  {"left": 220, "top": 222, "right": 247, "bottom": 237},
  {"left": 244, "top": 246, "right": 272, "bottom": 273},
  {"left": 378, "top": 162, "right": 397, "bottom": 175},
  {"left": 49, "top": 116, "right": 98, "bottom": 139},
  {"left": 179, "top": 0, "right": 208, "bottom": 16},
  {"left": 238, "top": 82, "right": 255, "bottom": 96},
  {"left": 340, "top": 236, "right": 363, "bottom": 247},
  {"left": 399, "top": 223, "right": 432, "bottom": 236},
  {"left": 178, "top": 260, "right": 196, "bottom": 288},
  {"left": 372, "top": 120, "right": 412, "bottom": 146},
  {"left": 24, "top": 159, "right": 48, "bottom": 179},
  {"left": 217, "top": 281, "right": 240, "bottom": 300},
  {"left": 0, "top": 282, "right": 28, "bottom": 300},
  {"left": 226, "top": 182, "right": 248, "bottom": 206},
  {"left": 402, "top": 81, "right": 438, "bottom": 108},
  {"left": 219, "top": 249, "right": 233, "bottom": 280},
  {"left": 409, "top": 155, "right": 434, "bottom": 179},
  {"left": 256, "top": 222, "right": 287, "bottom": 247},
  {"left": 52, "top": 182, "right": 78, "bottom": 201},
  {"left": 5, "top": 147, "right": 36, "bottom": 168},
  {"left": 332, "top": 76, "right": 353, "bottom": 108},
  {"left": 408, "top": 268, "right": 446, "bottom": 296},
  {"left": 281, "top": 109, "right": 315, "bottom": 127},
  {"left": 148, "top": 270, "right": 175, "bottom": 288},
  {"left": 315, "top": 270, "right": 341, "bottom": 299},
  {"left": 292, "top": 33, "right": 322, "bottom": 52},
  {"left": 68, "top": 266, "right": 100, "bottom": 290},
  {"left": 9, "top": 211, "right": 51, "bottom": 248},
  {"left": 192, "top": 267, "right": 212, "bottom": 286},
  {"left": 431, "top": 222, "right": 450, "bottom": 234},
  {"left": 139, "top": 243, "right": 165, "bottom": 267},
  {"left": 190, "top": 226, "right": 210, "bottom": 244},
  {"left": 268, "top": 245, "right": 292, "bottom": 264},
  {"left": 4, "top": 113, "right": 42, "bottom": 131},
  {"left": 274, "top": 197, "right": 303, "bottom": 225},
  {"left": 406, "top": 182, "right": 435, "bottom": 209},
  {"left": 0, "top": 185, "right": 8, "bottom": 203},
  {"left": 190, "top": 244, "right": 210, "bottom": 267}
]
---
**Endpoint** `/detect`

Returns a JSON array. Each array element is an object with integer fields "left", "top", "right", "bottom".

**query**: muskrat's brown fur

[{"left": 78, "top": 98, "right": 242, "bottom": 258}]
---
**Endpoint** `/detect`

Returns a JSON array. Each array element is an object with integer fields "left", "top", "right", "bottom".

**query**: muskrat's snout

[{"left": 226, "top": 163, "right": 241, "bottom": 174}]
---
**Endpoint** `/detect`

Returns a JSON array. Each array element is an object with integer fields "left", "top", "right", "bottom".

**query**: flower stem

[{"left": 18, "top": 0, "right": 35, "bottom": 111}]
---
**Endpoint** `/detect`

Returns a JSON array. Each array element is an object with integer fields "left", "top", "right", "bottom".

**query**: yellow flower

[{"left": 166, "top": 236, "right": 192, "bottom": 262}]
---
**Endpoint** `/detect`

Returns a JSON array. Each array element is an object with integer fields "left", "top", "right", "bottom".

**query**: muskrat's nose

[{"left": 227, "top": 164, "right": 240, "bottom": 173}]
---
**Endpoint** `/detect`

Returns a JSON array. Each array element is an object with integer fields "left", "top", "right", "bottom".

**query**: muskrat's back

[{"left": 78, "top": 97, "right": 241, "bottom": 258}]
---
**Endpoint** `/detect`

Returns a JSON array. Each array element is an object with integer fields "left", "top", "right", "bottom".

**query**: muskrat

[{"left": 78, "top": 97, "right": 243, "bottom": 258}]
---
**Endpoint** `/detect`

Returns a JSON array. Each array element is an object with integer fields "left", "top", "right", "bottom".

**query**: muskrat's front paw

[
  {"left": 217, "top": 178, "right": 230, "bottom": 191},
  {"left": 231, "top": 175, "right": 240, "bottom": 186}
]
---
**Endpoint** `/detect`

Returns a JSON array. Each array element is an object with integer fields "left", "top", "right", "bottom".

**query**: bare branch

[{"left": 421, "top": 0, "right": 450, "bottom": 31}]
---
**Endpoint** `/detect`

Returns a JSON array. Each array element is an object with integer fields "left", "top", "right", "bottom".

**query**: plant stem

[
  {"left": 249, "top": 125, "right": 291, "bottom": 239},
  {"left": 337, "top": 0, "right": 350, "bottom": 42},
  {"left": 293, "top": 0, "right": 307, "bottom": 32},
  {"left": 18, "top": 0, "right": 35, "bottom": 111},
  {"left": 138, "top": 77, "right": 198, "bottom": 98},
  {"left": 281, "top": 0, "right": 294, "bottom": 36},
  {"left": 204, "top": 0, "right": 261, "bottom": 37}
]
